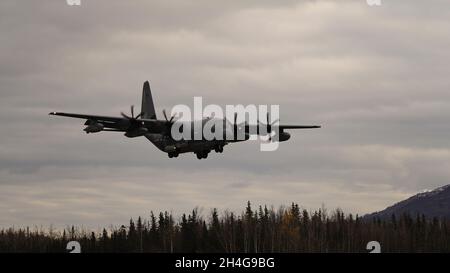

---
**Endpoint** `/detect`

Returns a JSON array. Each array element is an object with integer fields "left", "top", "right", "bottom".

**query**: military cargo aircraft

[{"left": 49, "top": 81, "right": 320, "bottom": 159}]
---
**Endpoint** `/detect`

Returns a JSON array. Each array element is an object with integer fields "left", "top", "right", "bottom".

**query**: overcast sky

[{"left": 1, "top": 0, "right": 450, "bottom": 229}]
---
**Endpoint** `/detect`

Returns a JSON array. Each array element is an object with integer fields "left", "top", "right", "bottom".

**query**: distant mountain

[{"left": 365, "top": 184, "right": 450, "bottom": 220}]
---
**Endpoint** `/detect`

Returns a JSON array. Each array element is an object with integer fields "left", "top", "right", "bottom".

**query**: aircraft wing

[
  {"left": 278, "top": 125, "right": 321, "bottom": 129},
  {"left": 49, "top": 112, "right": 125, "bottom": 123},
  {"left": 49, "top": 112, "right": 166, "bottom": 132},
  {"left": 243, "top": 124, "right": 321, "bottom": 134}
]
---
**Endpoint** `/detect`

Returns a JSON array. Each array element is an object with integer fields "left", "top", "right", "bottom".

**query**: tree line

[{"left": 1, "top": 202, "right": 449, "bottom": 252}]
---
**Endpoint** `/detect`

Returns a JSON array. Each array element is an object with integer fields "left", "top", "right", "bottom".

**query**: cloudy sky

[{"left": 1, "top": 0, "right": 450, "bottom": 229}]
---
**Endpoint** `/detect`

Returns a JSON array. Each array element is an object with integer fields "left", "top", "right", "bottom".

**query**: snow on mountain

[{"left": 365, "top": 184, "right": 450, "bottom": 220}]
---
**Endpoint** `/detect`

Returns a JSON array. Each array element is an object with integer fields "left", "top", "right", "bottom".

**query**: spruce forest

[{"left": 1, "top": 202, "right": 449, "bottom": 252}]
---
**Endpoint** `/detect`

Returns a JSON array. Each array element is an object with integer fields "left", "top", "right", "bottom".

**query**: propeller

[
  {"left": 121, "top": 105, "right": 144, "bottom": 126},
  {"left": 258, "top": 112, "right": 280, "bottom": 141},
  {"left": 225, "top": 112, "right": 249, "bottom": 140},
  {"left": 120, "top": 105, "right": 149, "bottom": 138},
  {"left": 121, "top": 105, "right": 142, "bottom": 119},
  {"left": 161, "top": 109, "right": 179, "bottom": 137},
  {"left": 162, "top": 109, "right": 177, "bottom": 124},
  {"left": 225, "top": 112, "right": 238, "bottom": 127}
]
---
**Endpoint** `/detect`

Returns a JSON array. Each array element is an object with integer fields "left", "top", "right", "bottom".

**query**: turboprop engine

[
  {"left": 83, "top": 121, "right": 104, "bottom": 134},
  {"left": 124, "top": 127, "right": 148, "bottom": 138},
  {"left": 278, "top": 131, "right": 291, "bottom": 142}
]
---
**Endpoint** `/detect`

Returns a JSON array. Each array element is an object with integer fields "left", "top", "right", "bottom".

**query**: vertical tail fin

[{"left": 141, "top": 81, "right": 156, "bottom": 119}]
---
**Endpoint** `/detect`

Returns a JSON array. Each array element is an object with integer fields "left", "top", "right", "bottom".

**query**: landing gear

[
  {"left": 214, "top": 145, "right": 224, "bottom": 153},
  {"left": 195, "top": 150, "right": 209, "bottom": 160},
  {"left": 168, "top": 152, "right": 179, "bottom": 158}
]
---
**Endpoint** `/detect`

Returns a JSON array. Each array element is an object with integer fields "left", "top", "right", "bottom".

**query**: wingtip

[{"left": 48, "top": 112, "right": 57, "bottom": 115}]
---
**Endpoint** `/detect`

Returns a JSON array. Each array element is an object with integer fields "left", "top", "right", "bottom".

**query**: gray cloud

[{"left": 1, "top": 0, "right": 450, "bottom": 228}]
